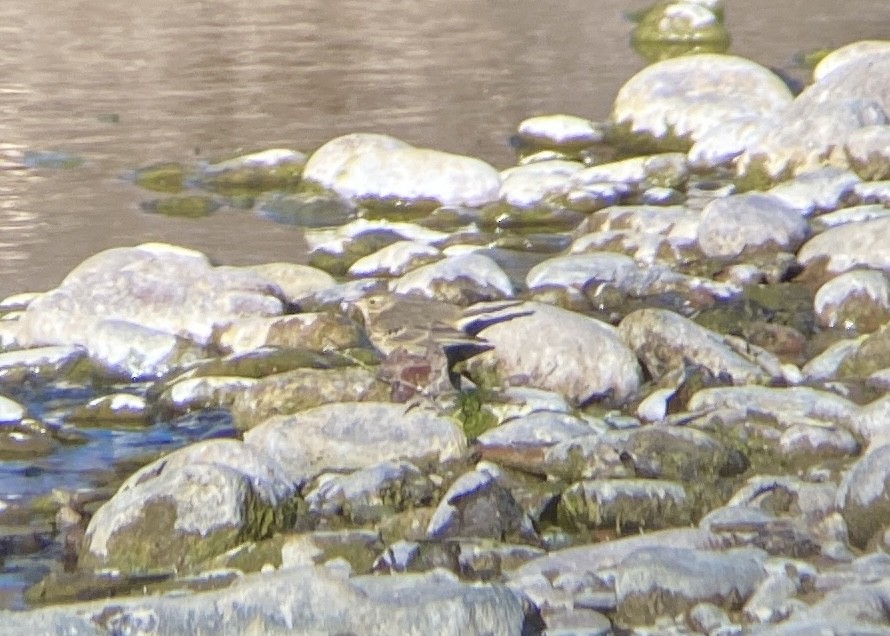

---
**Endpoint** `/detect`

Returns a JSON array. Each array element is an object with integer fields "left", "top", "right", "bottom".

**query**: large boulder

[{"left": 302, "top": 133, "right": 501, "bottom": 207}]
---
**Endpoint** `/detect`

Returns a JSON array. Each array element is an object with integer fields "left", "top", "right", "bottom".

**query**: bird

[{"left": 343, "top": 293, "right": 529, "bottom": 400}]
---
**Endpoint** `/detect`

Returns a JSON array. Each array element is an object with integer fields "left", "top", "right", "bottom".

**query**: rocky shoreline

[{"left": 2, "top": 34, "right": 890, "bottom": 635}]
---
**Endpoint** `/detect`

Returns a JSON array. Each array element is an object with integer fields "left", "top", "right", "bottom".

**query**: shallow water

[
  {"left": 0, "top": 0, "right": 888, "bottom": 611},
  {"left": 0, "top": 0, "right": 888, "bottom": 298}
]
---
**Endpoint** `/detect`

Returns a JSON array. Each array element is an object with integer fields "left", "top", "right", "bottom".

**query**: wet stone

[
  {"left": 814, "top": 269, "right": 890, "bottom": 332},
  {"left": 837, "top": 443, "right": 890, "bottom": 548},
  {"left": 347, "top": 240, "right": 442, "bottom": 278},
  {"left": 65, "top": 393, "right": 150, "bottom": 426},
  {"left": 0, "top": 346, "right": 87, "bottom": 384},
  {"left": 214, "top": 312, "right": 365, "bottom": 355},
  {"left": 390, "top": 252, "right": 514, "bottom": 304}
]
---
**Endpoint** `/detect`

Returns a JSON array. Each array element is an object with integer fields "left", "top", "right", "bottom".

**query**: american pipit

[{"left": 344, "top": 293, "right": 528, "bottom": 399}]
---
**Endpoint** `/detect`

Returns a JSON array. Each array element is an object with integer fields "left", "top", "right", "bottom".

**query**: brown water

[{"left": 0, "top": 0, "right": 888, "bottom": 299}]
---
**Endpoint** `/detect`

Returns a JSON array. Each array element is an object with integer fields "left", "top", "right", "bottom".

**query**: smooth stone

[
  {"left": 814, "top": 41, "right": 890, "bottom": 81},
  {"left": 390, "top": 253, "right": 514, "bottom": 304},
  {"left": 86, "top": 318, "right": 206, "bottom": 379},
  {"left": 700, "top": 505, "right": 820, "bottom": 560},
  {"left": 229, "top": 366, "right": 388, "bottom": 430},
  {"left": 0, "top": 345, "right": 86, "bottom": 383},
  {"left": 0, "top": 291, "right": 41, "bottom": 313},
  {"left": 614, "top": 546, "right": 767, "bottom": 626},
  {"left": 611, "top": 54, "right": 792, "bottom": 148},
  {"left": 347, "top": 240, "right": 442, "bottom": 278},
  {"left": 498, "top": 160, "right": 582, "bottom": 208},
  {"left": 687, "top": 385, "right": 858, "bottom": 430},
  {"left": 516, "top": 114, "right": 604, "bottom": 148},
  {"left": 457, "top": 541, "right": 547, "bottom": 579},
  {"left": 0, "top": 566, "right": 530, "bottom": 636},
  {"left": 618, "top": 308, "right": 780, "bottom": 385},
  {"left": 845, "top": 125, "right": 890, "bottom": 180},
  {"left": 200, "top": 147, "right": 305, "bottom": 177},
  {"left": 742, "top": 569, "right": 803, "bottom": 623},
  {"left": 796, "top": 48, "right": 890, "bottom": 118},
  {"left": 0, "top": 395, "right": 25, "bottom": 424},
  {"left": 855, "top": 182, "right": 890, "bottom": 206},
  {"left": 568, "top": 153, "right": 688, "bottom": 191},
  {"left": 244, "top": 402, "right": 467, "bottom": 487},
  {"left": 81, "top": 440, "right": 296, "bottom": 572},
  {"left": 614, "top": 425, "right": 737, "bottom": 481},
  {"left": 838, "top": 443, "right": 890, "bottom": 547},
  {"left": 280, "top": 530, "right": 384, "bottom": 573},
  {"left": 304, "top": 461, "right": 436, "bottom": 522},
  {"left": 815, "top": 204, "right": 890, "bottom": 230},
  {"left": 305, "top": 218, "right": 449, "bottom": 255},
  {"left": 801, "top": 338, "right": 863, "bottom": 381},
  {"left": 572, "top": 204, "right": 700, "bottom": 252},
  {"left": 157, "top": 375, "right": 259, "bottom": 414},
  {"left": 542, "top": 434, "right": 632, "bottom": 481},
  {"left": 426, "top": 467, "right": 531, "bottom": 541},
  {"left": 475, "top": 412, "right": 606, "bottom": 472},
  {"left": 16, "top": 243, "right": 284, "bottom": 349},
  {"left": 215, "top": 312, "right": 364, "bottom": 354},
  {"left": 697, "top": 192, "right": 808, "bottom": 258},
  {"left": 837, "top": 324, "right": 890, "bottom": 379},
  {"left": 302, "top": 133, "right": 501, "bottom": 207},
  {"left": 850, "top": 395, "right": 890, "bottom": 445},
  {"left": 245, "top": 262, "right": 336, "bottom": 305},
  {"left": 814, "top": 269, "right": 890, "bottom": 331},
  {"left": 542, "top": 607, "right": 612, "bottom": 636},
  {"left": 778, "top": 424, "right": 860, "bottom": 459},
  {"left": 558, "top": 478, "right": 690, "bottom": 532},
  {"left": 467, "top": 301, "right": 642, "bottom": 406},
  {"left": 66, "top": 393, "right": 150, "bottom": 425},
  {"left": 767, "top": 167, "right": 861, "bottom": 216}
]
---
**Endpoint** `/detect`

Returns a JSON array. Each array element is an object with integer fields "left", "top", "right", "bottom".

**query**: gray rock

[
  {"left": 467, "top": 301, "right": 642, "bottom": 406},
  {"left": 814, "top": 269, "right": 890, "bottom": 332},
  {"left": 611, "top": 54, "right": 792, "bottom": 149},
  {"left": 229, "top": 366, "right": 390, "bottom": 430},
  {"left": 814, "top": 41, "right": 890, "bottom": 81},
  {"left": 778, "top": 423, "right": 859, "bottom": 459},
  {"left": 845, "top": 125, "right": 890, "bottom": 180},
  {"left": 614, "top": 546, "right": 767, "bottom": 625},
  {"left": 426, "top": 467, "right": 531, "bottom": 541},
  {"left": 244, "top": 401, "right": 467, "bottom": 486},
  {"left": 0, "top": 345, "right": 86, "bottom": 383},
  {"left": 767, "top": 167, "right": 861, "bottom": 216},
  {"left": 280, "top": 529, "right": 384, "bottom": 573},
  {"left": 157, "top": 375, "right": 259, "bottom": 414},
  {"left": 390, "top": 253, "right": 514, "bottom": 304},
  {"left": 245, "top": 262, "right": 336, "bottom": 305},
  {"left": 0, "top": 394, "right": 25, "bottom": 424},
  {"left": 542, "top": 433, "right": 633, "bottom": 481},
  {"left": 305, "top": 461, "right": 436, "bottom": 522},
  {"left": 0, "top": 566, "right": 531, "bottom": 636},
  {"left": 302, "top": 132, "right": 501, "bottom": 207},
  {"left": 568, "top": 153, "right": 689, "bottom": 191},
  {"left": 687, "top": 385, "right": 858, "bottom": 430},
  {"left": 559, "top": 478, "right": 690, "bottom": 532},
  {"left": 801, "top": 337, "right": 863, "bottom": 381},
  {"left": 837, "top": 443, "right": 890, "bottom": 547},
  {"left": 348, "top": 240, "right": 442, "bottom": 278},
  {"left": 850, "top": 394, "right": 890, "bottom": 445},
  {"left": 699, "top": 506, "right": 820, "bottom": 558},
  {"left": 618, "top": 308, "right": 781, "bottom": 385},
  {"left": 66, "top": 393, "right": 150, "bottom": 426},
  {"left": 215, "top": 311, "right": 364, "bottom": 354},
  {"left": 498, "top": 160, "right": 582, "bottom": 208},
  {"left": 16, "top": 243, "right": 284, "bottom": 350},
  {"left": 516, "top": 114, "right": 604, "bottom": 149},
  {"left": 696, "top": 192, "right": 808, "bottom": 258}
]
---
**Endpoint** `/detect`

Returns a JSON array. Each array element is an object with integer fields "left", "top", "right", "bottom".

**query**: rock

[
  {"left": 631, "top": 2, "right": 729, "bottom": 62},
  {"left": 796, "top": 48, "right": 890, "bottom": 118},
  {"left": 245, "top": 262, "right": 336, "bottom": 305},
  {"left": 699, "top": 505, "right": 821, "bottom": 558},
  {"left": 515, "top": 114, "right": 604, "bottom": 150},
  {"left": 850, "top": 395, "right": 890, "bottom": 445},
  {"left": 66, "top": 393, "right": 150, "bottom": 426},
  {"left": 845, "top": 125, "right": 890, "bottom": 181},
  {"left": 614, "top": 546, "right": 767, "bottom": 626},
  {"left": 466, "top": 301, "right": 642, "bottom": 406},
  {"left": 838, "top": 443, "right": 890, "bottom": 547},
  {"left": 618, "top": 308, "right": 780, "bottom": 385},
  {"left": 244, "top": 402, "right": 467, "bottom": 486},
  {"left": 814, "top": 41, "right": 890, "bottom": 82},
  {"left": 256, "top": 191, "right": 355, "bottom": 228},
  {"left": 542, "top": 433, "right": 634, "bottom": 482},
  {"left": 302, "top": 133, "right": 501, "bottom": 207},
  {"left": 687, "top": 385, "right": 858, "bottom": 430},
  {"left": 390, "top": 253, "right": 514, "bottom": 304},
  {"left": 304, "top": 461, "right": 436, "bottom": 522},
  {"left": 280, "top": 530, "right": 384, "bottom": 573},
  {"left": 569, "top": 153, "right": 689, "bottom": 191},
  {"left": 0, "top": 346, "right": 86, "bottom": 384},
  {"left": 81, "top": 439, "right": 298, "bottom": 572},
  {"left": 696, "top": 192, "right": 808, "bottom": 258},
  {"left": 16, "top": 243, "right": 284, "bottom": 349},
  {"left": 475, "top": 411, "right": 606, "bottom": 472},
  {"left": 198, "top": 148, "right": 306, "bottom": 192},
  {"left": 801, "top": 337, "right": 862, "bottom": 381},
  {"left": 814, "top": 269, "right": 890, "bottom": 331},
  {"left": 0, "top": 566, "right": 531, "bottom": 636},
  {"left": 558, "top": 478, "right": 691, "bottom": 533},
  {"left": 157, "top": 375, "right": 259, "bottom": 415},
  {"left": 767, "top": 167, "right": 861, "bottom": 216},
  {"left": 778, "top": 424, "right": 859, "bottom": 459},
  {"left": 426, "top": 466, "right": 531, "bottom": 542},
  {"left": 347, "top": 240, "right": 442, "bottom": 278},
  {"left": 0, "top": 395, "right": 25, "bottom": 424},
  {"left": 214, "top": 312, "right": 365, "bottom": 354},
  {"left": 230, "top": 366, "right": 388, "bottom": 430},
  {"left": 611, "top": 54, "right": 792, "bottom": 151},
  {"left": 498, "top": 160, "right": 582, "bottom": 209},
  {"left": 837, "top": 323, "right": 890, "bottom": 379},
  {"left": 86, "top": 318, "right": 207, "bottom": 380}
]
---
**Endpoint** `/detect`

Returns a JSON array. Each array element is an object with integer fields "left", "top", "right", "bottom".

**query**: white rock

[
  {"left": 814, "top": 41, "right": 890, "bottom": 82},
  {"left": 0, "top": 395, "right": 25, "bottom": 424},
  {"left": 246, "top": 263, "right": 336, "bottom": 304},
  {"left": 697, "top": 193, "right": 808, "bottom": 258},
  {"left": 799, "top": 216, "right": 890, "bottom": 274},
  {"left": 767, "top": 168, "right": 861, "bottom": 216},
  {"left": 303, "top": 133, "right": 501, "bottom": 207},
  {"left": 348, "top": 240, "right": 442, "bottom": 278},
  {"left": 612, "top": 54, "right": 792, "bottom": 145},
  {"left": 391, "top": 253, "right": 514, "bottom": 302},
  {"left": 498, "top": 160, "right": 582, "bottom": 208},
  {"left": 516, "top": 114, "right": 604, "bottom": 146},
  {"left": 86, "top": 319, "right": 205, "bottom": 379},
  {"left": 814, "top": 269, "right": 890, "bottom": 331}
]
